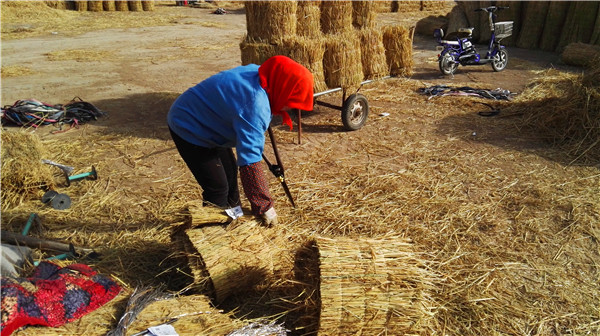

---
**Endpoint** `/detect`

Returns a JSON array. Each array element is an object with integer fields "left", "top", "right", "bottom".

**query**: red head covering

[{"left": 258, "top": 55, "right": 314, "bottom": 130}]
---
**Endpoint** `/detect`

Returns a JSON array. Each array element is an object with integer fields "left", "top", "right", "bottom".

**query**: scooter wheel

[
  {"left": 439, "top": 53, "right": 458, "bottom": 75},
  {"left": 491, "top": 49, "right": 508, "bottom": 72}
]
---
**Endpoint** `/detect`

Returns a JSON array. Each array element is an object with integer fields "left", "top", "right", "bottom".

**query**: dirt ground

[{"left": 2, "top": 3, "right": 599, "bottom": 336}]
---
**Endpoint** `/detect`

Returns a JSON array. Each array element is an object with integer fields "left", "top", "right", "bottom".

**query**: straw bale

[
  {"left": 539, "top": 1, "right": 570, "bottom": 52},
  {"left": 358, "top": 28, "right": 387, "bottom": 80},
  {"left": 352, "top": 0, "right": 376, "bottom": 30},
  {"left": 124, "top": 295, "right": 243, "bottom": 336},
  {"left": 181, "top": 208, "right": 294, "bottom": 303},
  {"left": 245, "top": 1, "right": 297, "bottom": 42},
  {"left": 115, "top": 0, "right": 128, "bottom": 11},
  {"left": 561, "top": 43, "right": 600, "bottom": 67},
  {"left": 142, "top": 1, "right": 155, "bottom": 12},
  {"left": 396, "top": 0, "right": 424, "bottom": 12},
  {"left": 14, "top": 291, "right": 130, "bottom": 335},
  {"left": 415, "top": 15, "right": 448, "bottom": 37},
  {"left": 382, "top": 25, "right": 414, "bottom": 77},
  {"left": 102, "top": 0, "right": 116, "bottom": 12},
  {"left": 495, "top": 0, "right": 522, "bottom": 46},
  {"left": 277, "top": 36, "right": 328, "bottom": 93},
  {"left": 515, "top": 1, "right": 549, "bottom": 50},
  {"left": 88, "top": 1, "right": 103, "bottom": 12},
  {"left": 239, "top": 35, "right": 278, "bottom": 66},
  {"left": 297, "top": 0, "right": 322, "bottom": 38},
  {"left": 128, "top": 0, "right": 143, "bottom": 12},
  {"left": 74, "top": 0, "right": 87, "bottom": 11},
  {"left": 592, "top": 9, "right": 600, "bottom": 45},
  {"left": 323, "top": 32, "right": 363, "bottom": 90},
  {"left": 315, "top": 236, "right": 435, "bottom": 335},
  {"left": 0, "top": 130, "right": 56, "bottom": 210},
  {"left": 320, "top": 0, "right": 353, "bottom": 35},
  {"left": 557, "top": 1, "right": 600, "bottom": 52}
]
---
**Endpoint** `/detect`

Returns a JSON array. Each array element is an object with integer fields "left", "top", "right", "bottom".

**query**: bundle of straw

[
  {"left": 239, "top": 35, "right": 278, "bottom": 66},
  {"left": 103, "top": 0, "right": 116, "bottom": 12},
  {"left": 245, "top": 1, "right": 297, "bottom": 42},
  {"left": 352, "top": 0, "right": 376, "bottom": 29},
  {"left": 358, "top": 28, "right": 388, "bottom": 80},
  {"left": 320, "top": 0, "right": 353, "bottom": 35},
  {"left": 128, "top": 0, "right": 143, "bottom": 12},
  {"left": 115, "top": 0, "right": 128, "bottom": 11},
  {"left": 314, "top": 236, "right": 435, "bottom": 335},
  {"left": 515, "top": 1, "right": 549, "bottom": 50},
  {"left": 0, "top": 131, "right": 56, "bottom": 210},
  {"left": 88, "top": 1, "right": 103, "bottom": 12},
  {"left": 74, "top": 0, "right": 87, "bottom": 11},
  {"left": 323, "top": 32, "right": 363, "bottom": 89},
  {"left": 278, "top": 36, "right": 328, "bottom": 93},
  {"left": 297, "top": 0, "right": 322, "bottom": 38},
  {"left": 561, "top": 43, "right": 600, "bottom": 68},
  {"left": 141, "top": 0, "right": 155, "bottom": 11},
  {"left": 180, "top": 205, "right": 294, "bottom": 303},
  {"left": 382, "top": 25, "right": 414, "bottom": 77}
]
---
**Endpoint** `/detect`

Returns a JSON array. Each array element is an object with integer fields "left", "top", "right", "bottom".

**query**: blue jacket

[{"left": 167, "top": 64, "right": 271, "bottom": 166}]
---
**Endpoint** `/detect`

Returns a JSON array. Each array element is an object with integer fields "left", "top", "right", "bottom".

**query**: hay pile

[
  {"left": 0, "top": 130, "right": 56, "bottom": 210},
  {"left": 241, "top": 0, "right": 413, "bottom": 92},
  {"left": 508, "top": 61, "right": 600, "bottom": 163}
]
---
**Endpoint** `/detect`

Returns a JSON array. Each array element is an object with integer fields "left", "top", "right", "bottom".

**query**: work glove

[{"left": 260, "top": 207, "right": 278, "bottom": 227}]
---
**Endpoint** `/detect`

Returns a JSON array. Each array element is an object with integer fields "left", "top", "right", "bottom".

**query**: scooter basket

[{"left": 494, "top": 21, "right": 513, "bottom": 38}]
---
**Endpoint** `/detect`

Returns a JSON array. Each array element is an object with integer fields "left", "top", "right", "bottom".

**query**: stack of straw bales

[
  {"left": 46, "top": 0, "right": 155, "bottom": 11},
  {"left": 241, "top": 1, "right": 414, "bottom": 92},
  {"left": 176, "top": 203, "right": 295, "bottom": 304},
  {"left": 0, "top": 131, "right": 56, "bottom": 210}
]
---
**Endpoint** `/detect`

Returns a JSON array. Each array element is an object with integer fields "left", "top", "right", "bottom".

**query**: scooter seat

[
  {"left": 444, "top": 30, "right": 472, "bottom": 40},
  {"left": 440, "top": 40, "right": 460, "bottom": 45}
]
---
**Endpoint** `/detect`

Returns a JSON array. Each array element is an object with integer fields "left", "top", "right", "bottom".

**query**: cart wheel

[{"left": 341, "top": 93, "right": 369, "bottom": 131}]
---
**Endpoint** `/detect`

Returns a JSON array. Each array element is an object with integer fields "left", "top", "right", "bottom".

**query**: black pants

[{"left": 169, "top": 128, "right": 241, "bottom": 208}]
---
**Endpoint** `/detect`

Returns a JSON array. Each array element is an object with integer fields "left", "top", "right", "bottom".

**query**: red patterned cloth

[
  {"left": 240, "top": 162, "right": 273, "bottom": 216},
  {"left": 1, "top": 261, "right": 121, "bottom": 336}
]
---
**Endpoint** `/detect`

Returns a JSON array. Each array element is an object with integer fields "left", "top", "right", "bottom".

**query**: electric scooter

[{"left": 433, "top": 6, "right": 512, "bottom": 75}]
